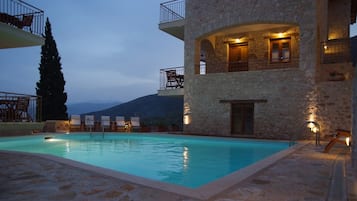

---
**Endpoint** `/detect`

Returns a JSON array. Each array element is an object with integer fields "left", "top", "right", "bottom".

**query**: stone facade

[{"left": 181, "top": 0, "right": 354, "bottom": 139}]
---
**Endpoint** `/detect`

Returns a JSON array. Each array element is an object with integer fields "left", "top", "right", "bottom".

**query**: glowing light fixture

[
  {"left": 306, "top": 121, "right": 321, "bottom": 146},
  {"left": 234, "top": 38, "right": 241, "bottom": 43},
  {"left": 183, "top": 115, "right": 191, "bottom": 125},
  {"left": 311, "top": 126, "right": 319, "bottom": 133},
  {"left": 307, "top": 122, "right": 315, "bottom": 129},
  {"left": 346, "top": 137, "right": 350, "bottom": 146}
]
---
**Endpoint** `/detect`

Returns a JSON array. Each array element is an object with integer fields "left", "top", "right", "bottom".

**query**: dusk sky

[
  {"left": 0, "top": 0, "right": 183, "bottom": 104},
  {"left": 1, "top": 1, "right": 357, "bottom": 104}
]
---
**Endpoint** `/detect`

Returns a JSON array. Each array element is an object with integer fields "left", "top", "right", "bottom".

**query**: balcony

[
  {"left": 159, "top": 0, "right": 185, "bottom": 40},
  {"left": 321, "top": 38, "right": 351, "bottom": 64},
  {"left": 158, "top": 66, "right": 184, "bottom": 96},
  {"left": 0, "top": 0, "right": 44, "bottom": 49},
  {"left": 0, "top": 91, "right": 42, "bottom": 122}
]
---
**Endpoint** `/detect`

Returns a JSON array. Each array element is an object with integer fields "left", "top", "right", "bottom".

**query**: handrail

[
  {"left": 0, "top": 0, "right": 44, "bottom": 36},
  {"left": 0, "top": 91, "right": 38, "bottom": 97},
  {"left": 321, "top": 38, "right": 351, "bottom": 64},
  {"left": 160, "top": 66, "right": 184, "bottom": 90},
  {"left": 160, "top": 0, "right": 185, "bottom": 23},
  {"left": 0, "top": 91, "right": 42, "bottom": 122}
]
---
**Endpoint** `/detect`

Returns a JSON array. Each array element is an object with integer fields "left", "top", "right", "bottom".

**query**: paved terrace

[{"left": 0, "top": 142, "right": 356, "bottom": 201}]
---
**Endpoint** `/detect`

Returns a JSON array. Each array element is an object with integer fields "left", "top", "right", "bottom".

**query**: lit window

[{"left": 270, "top": 38, "right": 291, "bottom": 63}]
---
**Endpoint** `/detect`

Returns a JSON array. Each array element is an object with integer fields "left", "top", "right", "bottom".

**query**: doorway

[
  {"left": 229, "top": 43, "right": 248, "bottom": 72},
  {"left": 231, "top": 103, "right": 254, "bottom": 135}
]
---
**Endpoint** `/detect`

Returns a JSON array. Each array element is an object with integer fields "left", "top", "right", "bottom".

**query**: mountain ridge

[{"left": 85, "top": 94, "right": 183, "bottom": 128}]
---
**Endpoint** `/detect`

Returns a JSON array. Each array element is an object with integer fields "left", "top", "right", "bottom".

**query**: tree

[{"left": 36, "top": 18, "right": 68, "bottom": 120}]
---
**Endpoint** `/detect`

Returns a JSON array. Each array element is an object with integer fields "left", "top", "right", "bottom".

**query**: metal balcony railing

[
  {"left": 0, "top": 91, "right": 42, "bottom": 122},
  {"left": 0, "top": 0, "right": 44, "bottom": 36},
  {"left": 160, "top": 0, "right": 185, "bottom": 24},
  {"left": 321, "top": 38, "right": 351, "bottom": 64},
  {"left": 160, "top": 66, "right": 184, "bottom": 90}
]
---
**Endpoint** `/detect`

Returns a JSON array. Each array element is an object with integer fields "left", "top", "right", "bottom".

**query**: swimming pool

[{"left": 0, "top": 133, "right": 292, "bottom": 188}]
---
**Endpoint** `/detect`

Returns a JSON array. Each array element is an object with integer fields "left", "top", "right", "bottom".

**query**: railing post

[
  {"left": 0, "top": 0, "right": 44, "bottom": 36},
  {"left": 160, "top": 0, "right": 185, "bottom": 23},
  {"left": 36, "top": 96, "right": 42, "bottom": 122}
]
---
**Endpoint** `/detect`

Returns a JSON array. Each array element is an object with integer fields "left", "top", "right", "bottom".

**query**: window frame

[{"left": 270, "top": 37, "right": 291, "bottom": 64}]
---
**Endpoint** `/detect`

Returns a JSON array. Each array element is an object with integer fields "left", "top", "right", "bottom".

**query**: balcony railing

[
  {"left": 0, "top": 0, "right": 44, "bottom": 36},
  {"left": 321, "top": 38, "right": 351, "bottom": 64},
  {"left": 160, "top": 66, "right": 184, "bottom": 90},
  {"left": 160, "top": 0, "right": 185, "bottom": 24},
  {"left": 0, "top": 91, "right": 42, "bottom": 122}
]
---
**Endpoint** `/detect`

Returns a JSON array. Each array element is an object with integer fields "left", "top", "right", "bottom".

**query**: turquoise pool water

[{"left": 0, "top": 133, "right": 291, "bottom": 188}]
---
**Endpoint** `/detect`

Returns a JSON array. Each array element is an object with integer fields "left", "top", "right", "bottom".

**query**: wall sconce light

[
  {"left": 223, "top": 37, "right": 245, "bottom": 44},
  {"left": 346, "top": 137, "right": 351, "bottom": 146},
  {"left": 183, "top": 114, "right": 191, "bottom": 125},
  {"left": 306, "top": 121, "right": 321, "bottom": 146},
  {"left": 233, "top": 38, "right": 241, "bottom": 43}
]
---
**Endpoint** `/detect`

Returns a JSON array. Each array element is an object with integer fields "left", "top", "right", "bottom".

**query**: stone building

[{"left": 158, "top": 0, "right": 357, "bottom": 140}]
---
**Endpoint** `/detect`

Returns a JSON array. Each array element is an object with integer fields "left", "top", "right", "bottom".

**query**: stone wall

[
  {"left": 184, "top": 68, "right": 319, "bottom": 139},
  {"left": 353, "top": 68, "right": 357, "bottom": 169},
  {"left": 328, "top": 0, "right": 350, "bottom": 39},
  {"left": 183, "top": 0, "right": 353, "bottom": 139},
  {"left": 316, "top": 80, "right": 353, "bottom": 136},
  {"left": 0, "top": 122, "right": 45, "bottom": 136}
]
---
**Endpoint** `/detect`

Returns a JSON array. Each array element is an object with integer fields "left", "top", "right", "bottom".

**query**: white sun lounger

[{"left": 85, "top": 115, "right": 95, "bottom": 132}]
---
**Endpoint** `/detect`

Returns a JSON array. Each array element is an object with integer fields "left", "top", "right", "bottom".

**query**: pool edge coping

[{"left": 0, "top": 139, "right": 309, "bottom": 200}]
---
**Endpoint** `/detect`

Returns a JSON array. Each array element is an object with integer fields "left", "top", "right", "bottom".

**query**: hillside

[
  {"left": 86, "top": 94, "right": 183, "bottom": 128},
  {"left": 67, "top": 102, "right": 119, "bottom": 115}
]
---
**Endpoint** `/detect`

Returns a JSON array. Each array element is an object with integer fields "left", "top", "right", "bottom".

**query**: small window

[{"left": 270, "top": 38, "right": 291, "bottom": 63}]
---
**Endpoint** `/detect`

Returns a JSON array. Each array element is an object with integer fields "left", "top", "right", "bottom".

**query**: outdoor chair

[
  {"left": 70, "top": 115, "right": 81, "bottom": 131},
  {"left": 15, "top": 97, "right": 31, "bottom": 122},
  {"left": 166, "top": 70, "right": 178, "bottom": 88},
  {"left": 20, "top": 15, "right": 33, "bottom": 27},
  {"left": 84, "top": 115, "right": 95, "bottom": 132},
  {"left": 115, "top": 116, "right": 126, "bottom": 132},
  {"left": 130, "top": 117, "right": 141, "bottom": 132},
  {"left": 101, "top": 116, "right": 111, "bottom": 132},
  {"left": 0, "top": 13, "right": 33, "bottom": 30},
  {"left": 324, "top": 129, "right": 351, "bottom": 153}
]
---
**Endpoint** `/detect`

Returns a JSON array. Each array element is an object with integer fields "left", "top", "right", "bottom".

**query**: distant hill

[
  {"left": 67, "top": 102, "right": 120, "bottom": 116},
  {"left": 85, "top": 94, "right": 183, "bottom": 128}
]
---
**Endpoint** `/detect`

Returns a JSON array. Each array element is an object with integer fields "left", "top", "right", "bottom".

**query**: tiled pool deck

[{"left": 0, "top": 141, "right": 356, "bottom": 201}]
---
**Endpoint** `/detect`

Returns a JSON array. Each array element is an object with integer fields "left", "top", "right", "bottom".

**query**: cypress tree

[{"left": 36, "top": 18, "right": 68, "bottom": 120}]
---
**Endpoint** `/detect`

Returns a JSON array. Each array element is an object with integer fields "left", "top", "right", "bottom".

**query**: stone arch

[{"left": 200, "top": 39, "right": 222, "bottom": 74}]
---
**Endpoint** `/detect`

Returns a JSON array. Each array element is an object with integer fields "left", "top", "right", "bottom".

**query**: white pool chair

[
  {"left": 101, "top": 116, "right": 111, "bottom": 132},
  {"left": 85, "top": 115, "right": 95, "bottom": 132},
  {"left": 130, "top": 117, "right": 141, "bottom": 132},
  {"left": 116, "top": 116, "right": 126, "bottom": 131},
  {"left": 70, "top": 115, "right": 81, "bottom": 131}
]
